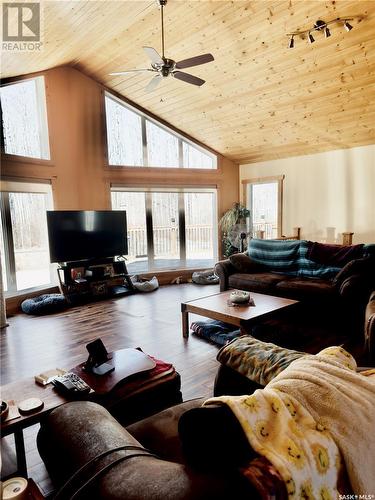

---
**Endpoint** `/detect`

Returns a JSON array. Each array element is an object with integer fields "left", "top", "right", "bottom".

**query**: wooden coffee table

[{"left": 181, "top": 290, "right": 298, "bottom": 338}]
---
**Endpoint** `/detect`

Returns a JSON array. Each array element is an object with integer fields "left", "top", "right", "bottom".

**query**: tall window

[
  {"left": 243, "top": 176, "right": 284, "bottom": 239},
  {"left": 105, "top": 95, "right": 143, "bottom": 166},
  {"left": 1, "top": 181, "right": 53, "bottom": 293},
  {"left": 146, "top": 121, "right": 179, "bottom": 168},
  {"left": 1, "top": 77, "right": 50, "bottom": 160},
  {"left": 111, "top": 188, "right": 217, "bottom": 272},
  {"left": 104, "top": 92, "right": 216, "bottom": 169}
]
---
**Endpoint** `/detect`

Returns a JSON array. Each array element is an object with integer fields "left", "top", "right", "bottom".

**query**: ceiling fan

[{"left": 109, "top": 0, "right": 214, "bottom": 92}]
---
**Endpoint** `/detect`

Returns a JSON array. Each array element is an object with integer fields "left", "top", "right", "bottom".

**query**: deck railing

[
  {"left": 252, "top": 222, "right": 277, "bottom": 239},
  {"left": 127, "top": 225, "right": 213, "bottom": 258}
]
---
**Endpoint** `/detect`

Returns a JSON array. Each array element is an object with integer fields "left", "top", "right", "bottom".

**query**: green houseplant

[{"left": 219, "top": 203, "right": 250, "bottom": 258}]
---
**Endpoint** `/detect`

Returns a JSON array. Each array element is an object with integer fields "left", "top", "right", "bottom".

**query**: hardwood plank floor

[
  {"left": 1, "top": 283, "right": 221, "bottom": 397},
  {"left": 1, "top": 283, "right": 221, "bottom": 495}
]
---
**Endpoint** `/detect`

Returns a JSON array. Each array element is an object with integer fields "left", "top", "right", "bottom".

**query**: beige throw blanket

[
  {"left": 206, "top": 347, "right": 375, "bottom": 497},
  {"left": 269, "top": 348, "right": 375, "bottom": 495}
]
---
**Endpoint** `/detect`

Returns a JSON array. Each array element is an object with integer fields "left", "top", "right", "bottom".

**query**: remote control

[{"left": 52, "top": 372, "right": 91, "bottom": 396}]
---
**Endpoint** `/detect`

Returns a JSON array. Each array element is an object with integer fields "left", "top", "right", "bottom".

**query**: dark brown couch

[
  {"left": 215, "top": 242, "right": 375, "bottom": 341},
  {"left": 215, "top": 252, "right": 374, "bottom": 304}
]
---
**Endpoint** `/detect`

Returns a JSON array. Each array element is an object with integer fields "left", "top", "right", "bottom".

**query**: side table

[{"left": 1, "top": 349, "right": 181, "bottom": 478}]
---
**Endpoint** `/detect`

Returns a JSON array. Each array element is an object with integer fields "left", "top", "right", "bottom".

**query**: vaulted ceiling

[{"left": 2, "top": 0, "right": 375, "bottom": 163}]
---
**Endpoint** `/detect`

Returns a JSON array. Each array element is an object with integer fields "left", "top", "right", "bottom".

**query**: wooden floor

[{"left": 1, "top": 283, "right": 221, "bottom": 495}]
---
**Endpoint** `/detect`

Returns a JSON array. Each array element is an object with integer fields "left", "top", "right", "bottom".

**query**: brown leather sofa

[
  {"left": 215, "top": 252, "right": 374, "bottom": 304},
  {"left": 215, "top": 245, "right": 375, "bottom": 341},
  {"left": 37, "top": 351, "right": 359, "bottom": 499},
  {"left": 37, "top": 400, "right": 265, "bottom": 499}
]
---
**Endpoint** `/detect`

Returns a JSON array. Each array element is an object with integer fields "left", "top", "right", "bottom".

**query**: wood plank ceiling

[{"left": 2, "top": 0, "right": 375, "bottom": 164}]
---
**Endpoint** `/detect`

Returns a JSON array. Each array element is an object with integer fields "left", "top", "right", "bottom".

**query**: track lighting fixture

[{"left": 286, "top": 17, "right": 355, "bottom": 48}]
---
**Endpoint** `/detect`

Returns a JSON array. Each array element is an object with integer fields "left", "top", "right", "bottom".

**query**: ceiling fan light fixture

[
  {"left": 288, "top": 35, "right": 294, "bottom": 49},
  {"left": 109, "top": 0, "right": 214, "bottom": 91},
  {"left": 324, "top": 26, "right": 331, "bottom": 38},
  {"left": 344, "top": 20, "right": 353, "bottom": 31},
  {"left": 308, "top": 32, "right": 315, "bottom": 44}
]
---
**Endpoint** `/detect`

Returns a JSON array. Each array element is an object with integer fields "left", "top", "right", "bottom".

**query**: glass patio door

[
  {"left": 111, "top": 188, "right": 217, "bottom": 273},
  {"left": 243, "top": 176, "right": 284, "bottom": 239},
  {"left": 151, "top": 192, "right": 181, "bottom": 270}
]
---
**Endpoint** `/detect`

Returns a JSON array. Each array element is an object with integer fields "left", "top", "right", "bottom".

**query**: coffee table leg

[
  {"left": 181, "top": 305, "right": 189, "bottom": 339},
  {"left": 14, "top": 429, "right": 28, "bottom": 477}
]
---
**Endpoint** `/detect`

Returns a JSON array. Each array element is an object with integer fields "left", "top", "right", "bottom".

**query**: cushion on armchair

[{"left": 216, "top": 336, "right": 304, "bottom": 386}]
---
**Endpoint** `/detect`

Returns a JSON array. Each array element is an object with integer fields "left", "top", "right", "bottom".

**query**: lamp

[{"left": 286, "top": 17, "right": 355, "bottom": 48}]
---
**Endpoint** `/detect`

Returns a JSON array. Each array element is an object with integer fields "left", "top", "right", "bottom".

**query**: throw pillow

[
  {"left": 332, "top": 257, "right": 372, "bottom": 288},
  {"left": 229, "top": 253, "right": 265, "bottom": 273}
]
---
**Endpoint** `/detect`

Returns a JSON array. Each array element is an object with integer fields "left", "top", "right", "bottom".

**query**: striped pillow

[{"left": 248, "top": 239, "right": 300, "bottom": 275}]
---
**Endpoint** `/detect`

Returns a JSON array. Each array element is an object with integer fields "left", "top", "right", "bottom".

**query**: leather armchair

[{"left": 37, "top": 400, "right": 257, "bottom": 499}]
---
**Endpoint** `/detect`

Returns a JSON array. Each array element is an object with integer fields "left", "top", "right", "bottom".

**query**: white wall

[{"left": 240, "top": 144, "right": 375, "bottom": 244}]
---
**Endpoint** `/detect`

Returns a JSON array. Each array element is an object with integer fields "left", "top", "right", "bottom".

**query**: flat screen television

[{"left": 47, "top": 210, "right": 128, "bottom": 263}]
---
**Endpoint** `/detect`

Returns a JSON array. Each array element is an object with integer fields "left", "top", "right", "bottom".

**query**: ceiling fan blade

[
  {"left": 109, "top": 69, "right": 154, "bottom": 76},
  {"left": 173, "top": 71, "right": 205, "bottom": 87},
  {"left": 143, "top": 46, "right": 164, "bottom": 65},
  {"left": 144, "top": 75, "right": 162, "bottom": 92},
  {"left": 175, "top": 53, "right": 214, "bottom": 70}
]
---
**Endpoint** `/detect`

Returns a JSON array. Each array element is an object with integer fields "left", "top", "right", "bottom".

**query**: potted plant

[{"left": 219, "top": 203, "right": 250, "bottom": 257}]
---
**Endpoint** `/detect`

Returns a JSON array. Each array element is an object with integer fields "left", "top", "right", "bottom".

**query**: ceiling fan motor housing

[{"left": 158, "top": 58, "right": 176, "bottom": 77}]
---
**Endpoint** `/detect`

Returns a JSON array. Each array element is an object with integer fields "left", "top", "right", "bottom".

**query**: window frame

[
  {"left": 111, "top": 185, "right": 218, "bottom": 272},
  {"left": 0, "top": 179, "right": 54, "bottom": 297},
  {"left": 242, "top": 175, "right": 284, "bottom": 239},
  {"left": 104, "top": 91, "right": 217, "bottom": 170},
  {"left": 0, "top": 76, "right": 51, "bottom": 162}
]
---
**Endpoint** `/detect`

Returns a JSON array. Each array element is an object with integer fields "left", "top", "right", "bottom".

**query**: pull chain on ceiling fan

[{"left": 109, "top": 0, "right": 214, "bottom": 92}]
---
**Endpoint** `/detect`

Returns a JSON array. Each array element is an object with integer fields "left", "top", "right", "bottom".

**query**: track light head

[
  {"left": 288, "top": 36, "right": 294, "bottom": 49},
  {"left": 308, "top": 32, "right": 315, "bottom": 44},
  {"left": 324, "top": 26, "right": 331, "bottom": 38},
  {"left": 344, "top": 20, "right": 353, "bottom": 31}
]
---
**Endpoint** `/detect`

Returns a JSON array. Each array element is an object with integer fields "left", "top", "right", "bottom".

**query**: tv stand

[{"left": 57, "top": 257, "right": 135, "bottom": 305}]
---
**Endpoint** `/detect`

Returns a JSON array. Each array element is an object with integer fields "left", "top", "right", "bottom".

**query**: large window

[
  {"left": 1, "top": 181, "right": 53, "bottom": 293},
  {"left": 111, "top": 188, "right": 217, "bottom": 273},
  {"left": 105, "top": 92, "right": 216, "bottom": 169},
  {"left": 1, "top": 77, "right": 50, "bottom": 160}
]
